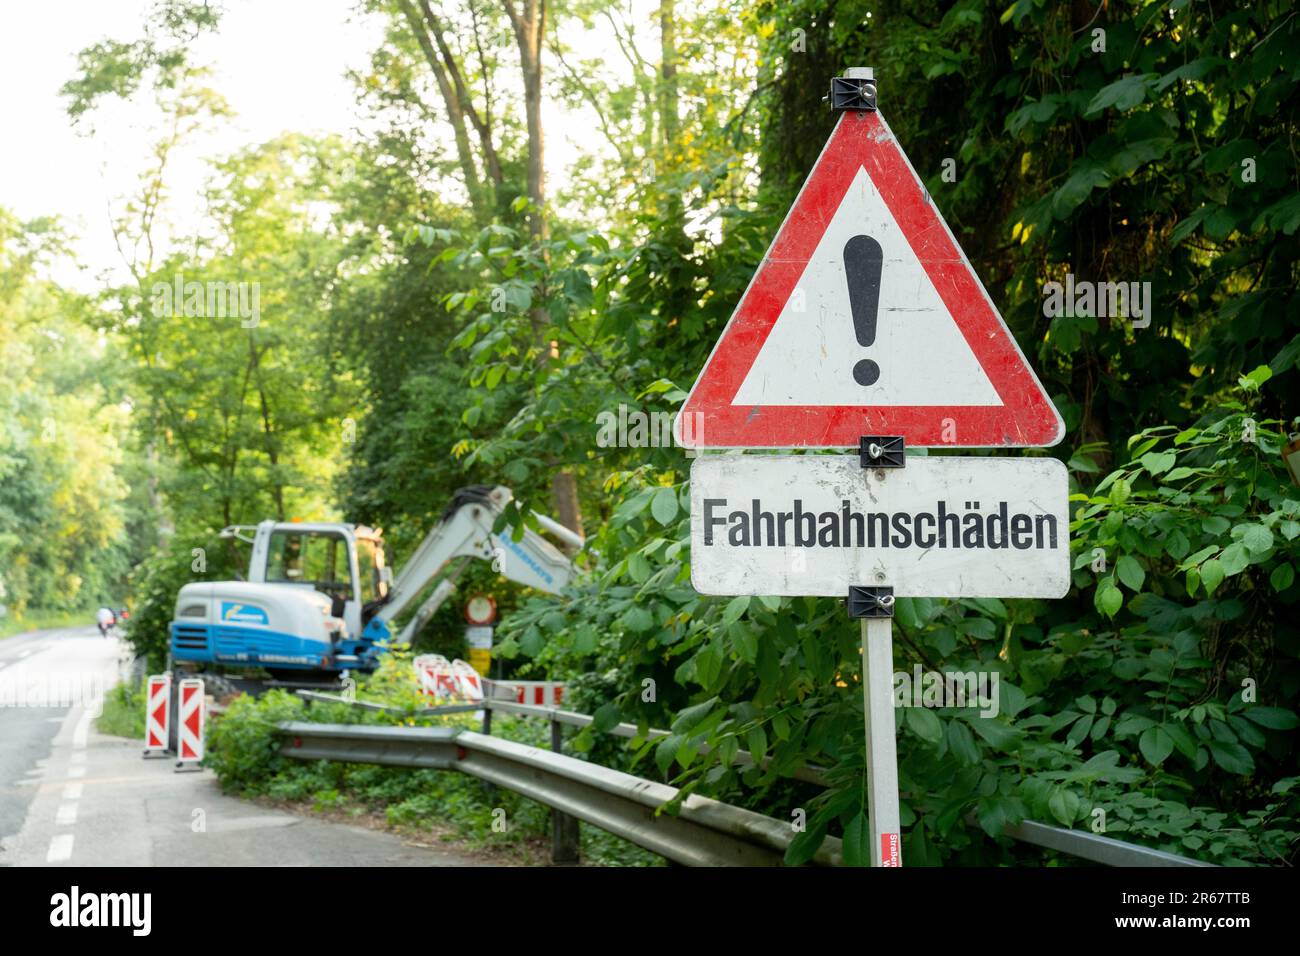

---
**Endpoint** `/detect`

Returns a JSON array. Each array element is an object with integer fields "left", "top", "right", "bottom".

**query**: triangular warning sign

[{"left": 675, "top": 109, "right": 1063, "bottom": 449}]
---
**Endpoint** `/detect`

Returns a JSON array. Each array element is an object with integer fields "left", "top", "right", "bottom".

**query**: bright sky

[
  {"left": 0, "top": 1, "right": 646, "bottom": 293},
  {"left": 0, "top": 0, "right": 391, "bottom": 290},
  {"left": 0, "top": 1, "right": 382, "bottom": 290}
]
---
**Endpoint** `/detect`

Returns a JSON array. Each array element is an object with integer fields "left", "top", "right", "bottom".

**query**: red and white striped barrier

[
  {"left": 414, "top": 655, "right": 486, "bottom": 702},
  {"left": 503, "top": 681, "right": 566, "bottom": 707},
  {"left": 414, "top": 658, "right": 565, "bottom": 707},
  {"left": 450, "top": 659, "right": 483, "bottom": 702},
  {"left": 143, "top": 673, "right": 171, "bottom": 757},
  {"left": 414, "top": 655, "right": 457, "bottom": 699},
  {"left": 175, "top": 678, "right": 205, "bottom": 771}
]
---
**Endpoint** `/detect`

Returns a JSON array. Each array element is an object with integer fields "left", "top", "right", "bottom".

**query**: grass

[
  {"left": 97, "top": 679, "right": 146, "bottom": 740},
  {"left": 0, "top": 607, "right": 97, "bottom": 640}
]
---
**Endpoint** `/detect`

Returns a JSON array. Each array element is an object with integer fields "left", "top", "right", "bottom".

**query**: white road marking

[
  {"left": 73, "top": 710, "right": 93, "bottom": 749},
  {"left": 63, "top": 783, "right": 83, "bottom": 800},
  {"left": 68, "top": 767, "right": 85, "bottom": 779},
  {"left": 46, "top": 834, "right": 74, "bottom": 862},
  {"left": 56, "top": 803, "right": 78, "bottom": 826}
]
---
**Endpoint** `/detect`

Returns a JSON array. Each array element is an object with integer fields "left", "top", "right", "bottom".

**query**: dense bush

[
  {"left": 124, "top": 533, "right": 239, "bottom": 671},
  {"left": 204, "top": 669, "right": 661, "bottom": 866},
  {"left": 498, "top": 393, "right": 1300, "bottom": 866}
]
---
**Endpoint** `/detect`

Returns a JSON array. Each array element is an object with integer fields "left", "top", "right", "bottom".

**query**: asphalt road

[
  {"left": 0, "top": 626, "right": 107, "bottom": 850},
  {"left": 0, "top": 626, "right": 493, "bottom": 866}
]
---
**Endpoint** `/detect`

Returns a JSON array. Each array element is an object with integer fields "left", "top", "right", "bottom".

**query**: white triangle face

[{"left": 732, "top": 166, "right": 1002, "bottom": 407}]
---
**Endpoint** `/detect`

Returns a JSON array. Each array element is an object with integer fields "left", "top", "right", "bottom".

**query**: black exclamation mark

[{"left": 844, "top": 234, "right": 884, "bottom": 386}]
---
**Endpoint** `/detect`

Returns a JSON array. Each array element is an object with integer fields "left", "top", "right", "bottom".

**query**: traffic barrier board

[
  {"left": 176, "top": 678, "right": 205, "bottom": 771},
  {"left": 143, "top": 673, "right": 171, "bottom": 756}
]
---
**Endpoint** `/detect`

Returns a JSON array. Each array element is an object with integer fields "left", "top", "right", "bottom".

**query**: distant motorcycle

[{"left": 96, "top": 607, "right": 117, "bottom": 638}]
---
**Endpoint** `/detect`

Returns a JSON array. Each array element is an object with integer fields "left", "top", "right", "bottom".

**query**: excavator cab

[{"left": 249, "top": 522, "right": 389, "bottom": 640}]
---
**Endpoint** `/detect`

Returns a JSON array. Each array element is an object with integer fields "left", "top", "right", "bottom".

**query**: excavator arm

[{"left": 374, "top": 485, "right": 580, "bottom": 645}]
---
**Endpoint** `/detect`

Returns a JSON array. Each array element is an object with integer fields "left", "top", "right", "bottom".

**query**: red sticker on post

[{"left": 881, "top": 832, "right": 901, "bottom": 867}]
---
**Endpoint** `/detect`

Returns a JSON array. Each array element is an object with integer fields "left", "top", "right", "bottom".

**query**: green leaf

[
  {"left": 1218, "top": 544, "right": 1249, "bottom": 577},
  {"left": 905, "top": 708, "right": 944, "bottom": 745},
  {"left": 1239, "top": 524, "right": 1274, "bottom": 555},
  {"left": 967, "top": 717, "right": 1021, "bottom": 750},
  {"left": 654, "top": 733, "right": 684, "bottom": 775},
  {"left": 1084, "top": 74, "right": 1157, "bottom": 116},
  {"left": 1139, "top": 451, "right": 1176, "bottom": 475},
  {"left": 842, "top": 812, "right": 871, "bottom": 867},
  {"left": 1199, "top": 559, "right": 1225, "bottom": 596},
  {"left": 1238, "top": 364, "right": 1273, "bottom": 391},
  {"left": 721, "top": 596, "right": 750, "bottom": 626},
  {"left": 1053, "top": 162, "right": 1111, "bottom": 217},
  {"left": 650, "top": 486, "right": 678, "bottom": 526},
  {"left": 1201, "top": 516, "right": 1231, "bottom": 536},
  {"left": 671, "top": 697, "right": 716, "bottom": 733},
  {"left": 1154, "top": 56, "right": 1225, "bottom": 92},
  {"left": 1139, "top": 726, "right": 1174, "bottom": 766},
  {"left": 947, "top": 719, "right": 981, "bottom": 765},
  {"left": 1244, "top": 707, "right": 1299, "bottom": 730},
  {"left": 1048, "top": 787, "right": 1080, "bottom": 826},
  {"left": 593, "top": 702, "right": 622, "bottom": 733},
  {"left": 1271, "top": 564, "right": 1296, "bottom": 592},
  {"left": 1205, "top": 739, "right": 1254, "bottom": 775},
  {"left": 730, "top": 624, "right": 758, "bottom": 663},
  {"left": 783, "top": 824, "right": 827, "bottom": 866},
  {"left": 620, "top": 605, "right": 655, "bottom": 633},
  {"left": 745, "top": 725, "right": 768, "bottom": 763},
  {"left": 1095, "top": 581, "right": 1123, "bottom": 617},
  {"left": 1116, "top": 556, "right": 1145, "bottom": 592}
]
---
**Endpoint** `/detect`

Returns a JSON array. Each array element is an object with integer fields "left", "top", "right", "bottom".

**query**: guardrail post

[
  {"left": 480, "top": 704, "right": 497, "bottom": 803},
  {"left": 550, "top": 718, "right": 580, "bottom": 864}
]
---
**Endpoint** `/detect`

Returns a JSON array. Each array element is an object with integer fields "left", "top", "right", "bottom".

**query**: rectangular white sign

[{"left": 690, "top": 455, "right": 1070, "bottom": 598}]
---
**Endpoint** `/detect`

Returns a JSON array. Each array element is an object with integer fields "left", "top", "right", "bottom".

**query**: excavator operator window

[{"left": 266, "top": 530, "right": 352, "bottom": 601}]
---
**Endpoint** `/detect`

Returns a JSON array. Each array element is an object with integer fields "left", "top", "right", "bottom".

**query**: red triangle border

[{"left": 674, "top": 109, "right": 1063, "bottom": 449}]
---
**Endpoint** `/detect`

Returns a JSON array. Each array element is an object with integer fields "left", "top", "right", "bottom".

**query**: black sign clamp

[{"left": 829, "top": 67, "right": 878, "bottom": 112}]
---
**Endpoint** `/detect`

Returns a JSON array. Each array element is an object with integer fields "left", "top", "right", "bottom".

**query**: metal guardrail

[
  {"left": 1004, "top": 820, "right": 1215, "bottom": 868},
  {"left": 296, "top": 690, "right": 829, "bottom": 786},
  {"left": 290, "top": 690, "right": 1213, "bottom": 868},
  {"left": 277, "top": 721, "right": 843, "bottom": 867}
]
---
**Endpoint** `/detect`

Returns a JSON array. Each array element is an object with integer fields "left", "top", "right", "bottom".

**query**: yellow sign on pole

[{"left": 468, "top": 647, "right": 492, "bottom": 676}]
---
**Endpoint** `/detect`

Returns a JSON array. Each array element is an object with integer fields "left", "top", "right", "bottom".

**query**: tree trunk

[
  {"left": 397, "top": 0, "right": 489, "bottom": 221},
  {"left": 502, "top": 0, "right": 581, "bottom": 537},
  {"left": 247, "top": 335, "right": 285, "bottom": 521},
  {"left": 504, "top": 0, "right": 547, "bottom": 242},
  {"left": 658, "top": 0, "right": 685, "bottom": 241},
  {"left": 550, "top": 472, "right": 583, "bottom": 539}
]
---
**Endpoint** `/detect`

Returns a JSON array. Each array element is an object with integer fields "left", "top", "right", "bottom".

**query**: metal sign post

[
  {"left": 860, "top": 612, "right": 900, "bottom": 866},
  {"left": 850, "top": 437, "right": 904, "bottom": 866}
]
